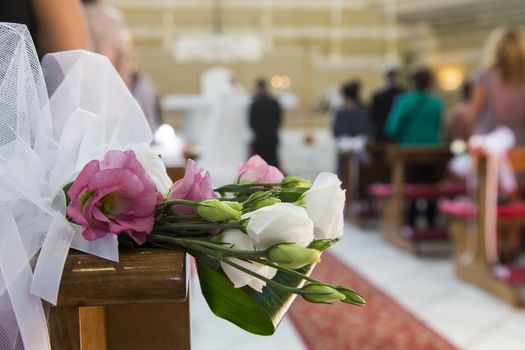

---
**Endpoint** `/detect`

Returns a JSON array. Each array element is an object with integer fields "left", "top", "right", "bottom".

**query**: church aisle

[{"left": 333, "top": 224, "right": 525, "bottom": 350}]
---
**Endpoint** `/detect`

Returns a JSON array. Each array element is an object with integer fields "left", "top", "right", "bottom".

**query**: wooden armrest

[
  {"left": 166, "top": 166, "right": 186, "bottom": 182},
  {"left": 387, "top": 145, "right": 451, "bottom": 164},
  {"left": 57, "top": 248, "right": 187, "bottom": 307}
]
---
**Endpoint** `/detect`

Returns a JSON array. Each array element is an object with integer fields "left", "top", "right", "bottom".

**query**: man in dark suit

[
  {"left": 369, "top": 68, "right": 404, "bottom": 142},
  {"left": 249, "top": 79, "right": 282, "bottom": 167}
]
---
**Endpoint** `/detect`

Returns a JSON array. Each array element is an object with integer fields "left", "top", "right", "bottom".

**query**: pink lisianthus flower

[
  {"left": 237, "top": 155, "right": 284, "bottom": 184},
  {"left": 66, "top": 150, "right": 162, "bottom": 245},
  {"left": 168, "top": 159, "right": 217, "bottom": 215}
]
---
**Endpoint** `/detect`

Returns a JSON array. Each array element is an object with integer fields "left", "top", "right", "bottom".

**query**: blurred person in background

[
  {"left": 471, "top": 28, "right": 525, "bottom": 259},
  {"left": 471, "top": 28, "right": 525, "bottom": 145},
  {"left": 385, "top": 68, "right": 443, "bottom": 146},
  {"left": 332, "top": 80, "right": 370, "bottom": 199},
  {"left": 129, "top": 52, "right": 162, "bottom": 132},
  {"left": 130, "top": 70, "right": 162, "bottom": 133},
  {"left": 82, "top": 0, "right": 134, "bottom": 88},
  {"left": 445, "top": 81, "right": 474, "bottom": 142},
  {"left": 385, "top": 68, "right": 444, "bottom": 227},
  {"left": 369, "top": 68, "right": 404, "bottom": 143},
  {"left": 332, "top": 80, "right": 369, "bottom": 140},
  {"left": 249, "top": 78, "right": 282, "bottom": 168},
  {"left": 0, "top": 0, "right": 91, "bottom": 56},
  {"left": 200, "top": 70, "right": 250, "bottom": 185},
  {"left": 83, "top": 0, "right": 164, "bottom": 134}
]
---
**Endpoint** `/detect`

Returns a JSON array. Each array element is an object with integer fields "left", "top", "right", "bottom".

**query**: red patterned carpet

[{"left": 288, "top": 253, "right": 457, "bottom": 350}]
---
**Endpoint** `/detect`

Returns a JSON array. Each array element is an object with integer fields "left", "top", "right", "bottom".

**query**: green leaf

[
  {"left": 63, "top": 183, "right": 73, "bottom": 206},
  {"left": 196, "top": 254, "right": 313, "bottom": 335}
]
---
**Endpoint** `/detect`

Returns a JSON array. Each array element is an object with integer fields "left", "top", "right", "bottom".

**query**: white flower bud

[
  {"left": 303, "top": 172, "right": 345, "bottom": 239},
  {"left": 247, "top": 203, "right": 314, "bottom": 250}
]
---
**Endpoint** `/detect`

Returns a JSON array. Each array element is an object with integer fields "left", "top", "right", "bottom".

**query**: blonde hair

[{"left": 492, "top": 28, "right": 525, "bottom": 84}]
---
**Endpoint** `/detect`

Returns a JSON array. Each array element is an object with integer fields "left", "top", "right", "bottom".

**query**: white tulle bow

[
  {"left": 469, "top": 127, "right": 517, "bottom": 193},
  {"left": 468, "top": 126, "right": 517, "bottom": 264},
  {"left": 0, "top": 23, "right": 152, "bottom": 350}
]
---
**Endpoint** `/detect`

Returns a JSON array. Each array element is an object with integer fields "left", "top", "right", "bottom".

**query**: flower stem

[
  {"left": 216, "top": 256, "right": 305, "bottom": 294},
  {"left": 146, "top": 234, "right": 350, "bottom": 300},
  {"left": 158, "top": 199, "right": 214, "bottom": 207},
  {"left": 252, "top": 259, "right": 320, "bottom": 283},
  {"left": 214, "top": 183, "right": 283, "bottom": 194},
  {"left": 154, "top": 222, "right": 244, "bottom": 230},
  {"left": 147, "top": 234, "right": 265, "bottom": 260},
  {"left": 252, "top": 258, "right": 362, "bottom": 298}
]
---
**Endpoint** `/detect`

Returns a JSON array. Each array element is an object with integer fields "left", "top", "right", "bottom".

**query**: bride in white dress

[{"left": 199, "top": 67, "right": 251, "bottom": 186}]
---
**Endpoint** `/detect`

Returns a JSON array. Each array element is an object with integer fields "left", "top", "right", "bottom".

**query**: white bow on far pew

[{"left": 468, "top": 127, "right": 517, "bottom": 264}]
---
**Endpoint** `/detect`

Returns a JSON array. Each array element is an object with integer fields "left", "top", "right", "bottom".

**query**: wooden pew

[
  {"left": 370, "top": 145, "right": 464, "bottom": 253},
  {"left": 166, "top": 166, "right": 186, "bottom": 185},
  {"left": 49, "top": 249, "right": 189, "bottom": 350},
  {"left": 49, "top": 165, "right": 190, "bottom": 349},
  {"left": 441, "top": 148, "right": 525, "bottom": 305},
  {"left": 340, "top": 142, "right": 391, "bottom": 224}
]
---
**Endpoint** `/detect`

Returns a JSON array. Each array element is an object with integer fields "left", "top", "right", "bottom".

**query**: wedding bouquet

[
  {"left": 66, "top": 152, "right": 364, "bottom": 335},
  {"left": 0, "top": 23, "right": 362, "bottom": 350}
]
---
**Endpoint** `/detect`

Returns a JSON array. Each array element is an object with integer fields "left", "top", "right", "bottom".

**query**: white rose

[
  {"left": 132, "top": 143, "right": 173, "bottom": 196},
  {"left": 218, "top": 230, "right": 277, "bottom": 292},
  {"left": 303, "top": 172, "right": 345, "bottom": 239},
  {"left": 247, "top": 203, "right": 314, "bottom": 250}
]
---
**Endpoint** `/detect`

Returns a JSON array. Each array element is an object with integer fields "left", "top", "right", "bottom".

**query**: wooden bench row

[
  {"left": 342, "top": 144, "right": 525, "bottom": 305},
  {"left": 341, "top": 145, "right": 464, "bottom": 252},
  {"left": 441, "top": 149, "right": 525, "bottom": 305}
]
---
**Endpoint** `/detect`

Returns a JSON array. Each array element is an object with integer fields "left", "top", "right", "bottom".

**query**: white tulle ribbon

[
  {"left": 30, "top": 214, "right": 76, "bottom": 305},
  {"left": 0, "top": 204, "right": 50, "bottom": 350},
  {"left": 0, "top": 23, "right": 153, "bottom": 349},
  {"left": 31, "top": 49, "right": 152, "bottom": 304}
]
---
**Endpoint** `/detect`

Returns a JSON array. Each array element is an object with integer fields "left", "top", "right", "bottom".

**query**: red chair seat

[
  {"left": 497, "top": 202, "right": 525, "bottom": 217},
  {"left": 369, "top": 182, "right": 465, "bottom": 199},
  {"left": 493, "top": 265, "right": 525, "bottom": 285},
  {"left": 439, "top": 200, "right": 476, "bottom": 218},
  {"left": 400, "top": 227, "right": 448, "bottom": 241},
  {"left": 440, "top": 200, "right": 525, "bottom": 219},
  {"left": 369, "top": 183, "right": 393, "bottom": 197}
]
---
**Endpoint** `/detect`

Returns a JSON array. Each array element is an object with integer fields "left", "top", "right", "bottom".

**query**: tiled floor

[
  {"left": 190, "top": 129, "right": 525, "bottom": 349},
  {"left": 332, "top": 225, "right": 525, "bottom": 350}
]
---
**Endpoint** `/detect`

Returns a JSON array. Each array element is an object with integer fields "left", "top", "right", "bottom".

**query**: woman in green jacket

[
  {"left": 385, "top": 68, "right": 443, "bottom": 145},
  {"left": 385, "top": 68, "right": 444, "bottom": 227}
]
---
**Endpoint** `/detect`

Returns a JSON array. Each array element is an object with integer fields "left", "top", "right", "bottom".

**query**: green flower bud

[
  {"left": 301, "top": 284, "right": 345, "bottom": 303},
  {"left": 196, "top": 199, "right": 242, "bottom": 222},
  {"left": 308, "top": 239, "right": 338, "bottom": 252},
  {"left": 252, "top": 197, "right": 281, "bottom": 210},
  {"left": 283, "top": 176, "right": 312, "bottom": 189},
  {"left": 334, "top": 286, "right": 366, "bottom": 306},
  {"left": 267, "top": 243, "right": 321, "bottom": 269},
  {"left": 245, "top": 191, "right": 273, "bottom": 203},
  {"left": 224, "top": 201, "right": 243, "bottom": 211},
  {"left": 278, "top": 189, "right": 308, "bottom": 203}
]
